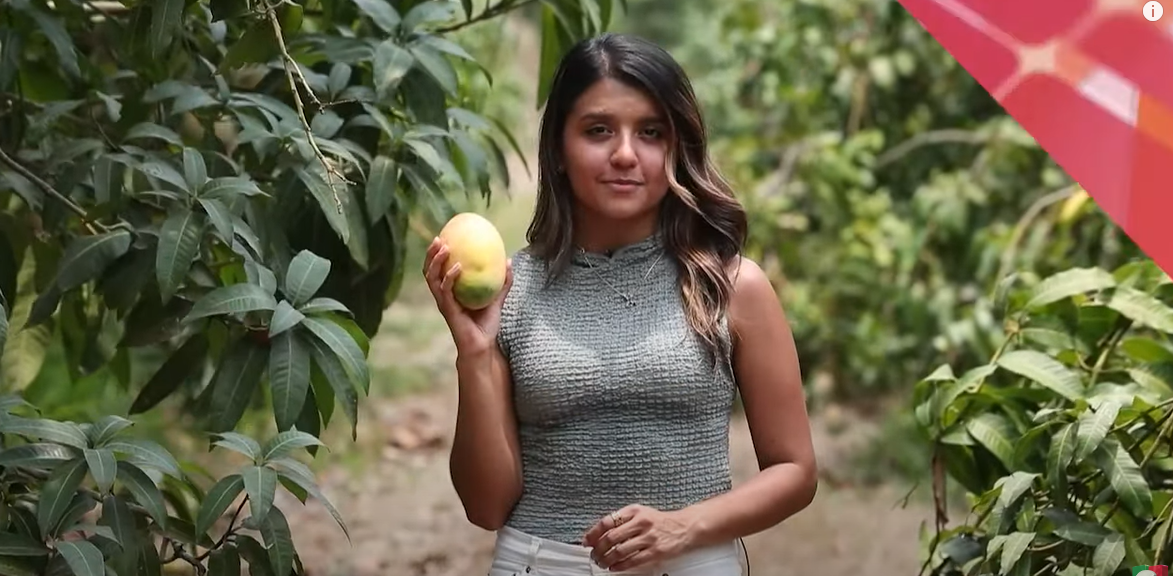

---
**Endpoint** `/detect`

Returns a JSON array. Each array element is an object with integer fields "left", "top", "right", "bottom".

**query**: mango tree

[
  {"left": 0, "top": 0, "right": 614, "bottom": 573},
  {"left": 914, "top": 260, "right": 1173, "bottom": 576}
]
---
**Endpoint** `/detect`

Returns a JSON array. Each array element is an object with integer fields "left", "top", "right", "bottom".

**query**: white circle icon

[
  {"left": 1138, "top": 571, "right": 1157, "bottom": 576},
  {"left": 1144, "top": 0, "right": 1164, "bottom": 21}
]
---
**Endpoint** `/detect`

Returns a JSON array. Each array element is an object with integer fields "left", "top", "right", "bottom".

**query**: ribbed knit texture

[{"left": 496, "top": 233, "right": 736, "bottom": 544}]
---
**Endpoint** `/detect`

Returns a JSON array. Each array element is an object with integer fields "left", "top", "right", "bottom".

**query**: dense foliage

[
  {"left": 915, "top": 262, "right": 1173, "bottom": 576},
  {"left": 0, "top": 0, "right": 614, "bottom": 573}
]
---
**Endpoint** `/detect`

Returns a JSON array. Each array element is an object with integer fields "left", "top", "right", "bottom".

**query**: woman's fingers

[
  {"left": 440, "top": 261, "right": 461, "bottom": 293},
  {"left": 424, "top": 243, "right": 450, "bottom": 290}
]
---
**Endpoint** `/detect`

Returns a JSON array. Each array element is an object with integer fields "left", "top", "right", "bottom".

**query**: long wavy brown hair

[{"left": 526, "top": 33, "right": 749, "bottom": 354}]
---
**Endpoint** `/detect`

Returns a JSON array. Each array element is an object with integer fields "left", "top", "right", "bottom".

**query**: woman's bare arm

[
  {"left": 680, "top": 256, "right": 818, "bottom": 545},
  {"left": 448, "top": 343, "right": 524, "bottom": 530}
]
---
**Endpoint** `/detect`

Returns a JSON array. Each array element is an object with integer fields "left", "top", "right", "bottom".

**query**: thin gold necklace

[{"left": 578, "top": 249, "right": 664, "bottom": 308}]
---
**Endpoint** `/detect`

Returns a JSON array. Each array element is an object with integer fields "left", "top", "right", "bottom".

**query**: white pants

[{"left": 487, "top": 526, "right": 747, "bottom": 576}]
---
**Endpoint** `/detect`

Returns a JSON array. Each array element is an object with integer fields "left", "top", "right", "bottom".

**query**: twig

[
  {"left": 874, "top": 128, "right": 991, "bottom": 168},
  {"left": 196, "top": 496, "right": 249, "bottom": 562},
  {"left": 0, "top": 146, "right": 101, "bottom": 234},
  {"left": 435, "top": 0, "right": 541, "bottom": 33},
  {"left": 995, "top": 185, "right": 1079, "bottom": 282},
  {"left": 264, "top": 0, "right": 348, "bottom": 213}
]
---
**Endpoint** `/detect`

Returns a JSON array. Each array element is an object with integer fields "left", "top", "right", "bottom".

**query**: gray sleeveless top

[{"left": 496, "top": 233, "right": 737, "bottom": 544}]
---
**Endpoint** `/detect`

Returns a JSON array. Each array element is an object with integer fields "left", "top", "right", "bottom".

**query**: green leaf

[
  {"left": 222, "top": 25, "right": 280, "bottom": 69},
  {"left": 996, "top": 349, "right": 1084, "bottom": 401},
  {"left": 1091, "top": 533, "right": 1125, "bottom": 576},
  {"left": 236, "top": 535, "right": 274, "bottom": 576},
  {"left": 54, "top": 230, "right": 133, "bottom": 292},
  {"left": 1075, "top": 399, "right": 1121, "bottom": 462},
  {"left": 373, "top": 40, "right": 414, "bottom": 102},
  {"left": 88, "top": 416, "right": 134, "bottom": 447},
  {"left": 208, "top": 544, "right": 241, "bottom": 576},
  {"left": 37, "top": 459, "right": 87, "bottom": 539},
  {"left": 0, "top": 417, "right": 89, "bottom": 449},
  {"left": 302, "top": 316, "right": 370, "bottom": 394},
  {"left": 306, "top": 337, "right": 358, "bottom": 440},
  {"left": 0, "top": 533, "right": 49, "bottom": 556},
  {"left": 104, "top": 438, "right": 182, "bottom": 478},
  {"left": 284, "top": 250, "right": 332, "bottom": 306},
  {"left": 295, "top": 166, "right": 351, "bottom": 244},
  {"left": 1106, "top": 286, "right": 1173, "bottom": 333},
  {"left": 258, "top": 506, "right": 294, "bottom": 576},
  {"left": 156, "top": 208, "right": 206, "bottom": 303},
  {"left": 195, "top": 474, "right": 244, "bottom": 539},
  {"left": 205, "top": 338, "right": 269, "bottom": 433},
  {"left": 269, "top": 330, "right": 310, "bottom": 432},
  {"left": 0, "top": 304, "right": 7, "bottom": 364},
  {"left": 299, "top": 297, "right": 351, "bottom": 316},
  {"left": 83, "top": 449, "right": 117, "bottom": 494},
  {"left": 181, "top": 148, "right": 208, "bottom": 190},
  {"left": 0, "top": 443, "right": 76, "bottom": 468},
  {"left": 125, "top": 122, "right": 183, "bottom": 146},
  {"left": 150, "top": 0, "right": 187, "bottom": 58},
  {"left": 998, "top": 532, "right": 1034, "bottom": 575},
  {"left": 965, "top": 412, "right": 1017, "bottom": 470},
  {"left": 212, "top": 433, "right": 263, "bottom": 462},
  {"left": 200, "top": 176, "right": 266, "bottom": 200},
  {"left": 130, "top": 333, "right": 208, "bottom": 415},
  {"left": 25, "top": 7, "right": 79, "bottom": 77},
  {"left": 55, "top": 539, "right": 104, "bottom": 576},
  {"left": 352, "top": 0, "right": 402, "bottom": 32},
  {"left": 136, "top": 538, "right": 163, "bottom": 576},
  {"left": 269, "top": 301, "right": 304, "bottom": 338},
  {"left": 242, "top": 465, "right": 278, "bottom": 523},
  {"left": 199, "top": 198, "right": 236, "bottom": 245},
  {"left": 1025, "top": 267, "right": 1117, "bottom": 309},
  {"left": 262, "top": 430, "right": 325, "bottom": 462},
  {"left": 365, "top": 156, "right": 398, "bottom": 223},
  {"left": 402, "top": 1, "right": 459, "bottom": 30},
  {"left": 1054, "top": 519, "right": 1111, "bottom": 546},
  {"left": 269, "top": 458, "right": 349, "bottom": 540},
  {"left": 184, "top": 283, "right": 277, "bottom": 322},
  {"left": 1047, "top": 422, "right": 1077, "bottom": 499},
  {"left": 1093, "top": 439, "right": 1152, "bottom": 520},
  {"left": 408, "top": 43, "right": 458, "bottom": 96},
  {"left": 115, "top": 461, "right": 169, "bottom": 530},
  {"left": 99, "top": 495, "right": 139, "bottom": 576}
]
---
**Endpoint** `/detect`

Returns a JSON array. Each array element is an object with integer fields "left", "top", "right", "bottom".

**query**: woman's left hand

[{"left": 581, "top": 504, "right": 699, "bottom": 572}]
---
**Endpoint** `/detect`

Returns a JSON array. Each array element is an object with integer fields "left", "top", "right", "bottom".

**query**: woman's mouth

[{"left": 603, "top": 178, "right": 643, "bottom": 192}]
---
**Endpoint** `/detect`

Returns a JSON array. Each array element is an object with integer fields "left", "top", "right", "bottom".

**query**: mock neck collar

[{"left": 570, "top": 232, "right": 665, "bottom": 268}]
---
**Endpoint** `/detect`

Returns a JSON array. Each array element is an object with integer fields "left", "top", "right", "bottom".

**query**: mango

[{"left": 437, "top": 212, "right": 508, "bottom": 310}]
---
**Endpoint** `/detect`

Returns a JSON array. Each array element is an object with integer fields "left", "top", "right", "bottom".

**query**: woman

[{"left": 423, "top": 33, "right": 817, "bottom": 576}]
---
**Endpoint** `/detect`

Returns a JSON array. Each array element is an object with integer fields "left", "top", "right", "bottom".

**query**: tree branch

[
  {"left": 0, "top": 146, "right": 101, "bottom": 234},
  {"left": 874, "top": 128, "right": 991, "bottom": 168},
  {"left": 264, "top": 0, "right": 349, "bottom": 213},
  {"left": 435, "top": 0, "right": 540, "bottom": 33}
]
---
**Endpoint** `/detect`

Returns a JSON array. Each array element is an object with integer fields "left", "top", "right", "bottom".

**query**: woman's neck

[{"left": 572, "top": 215, "right": 659, "bottom": 254}]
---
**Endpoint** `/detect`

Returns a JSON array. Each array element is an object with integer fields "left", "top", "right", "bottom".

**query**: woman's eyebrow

[{"left": 576, "top": 110, "right": 666, "bottom": 124}]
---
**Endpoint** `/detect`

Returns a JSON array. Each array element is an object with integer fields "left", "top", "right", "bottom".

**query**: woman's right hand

[{"left": 423, "top": 237, "right": 514, "bottom": 356}]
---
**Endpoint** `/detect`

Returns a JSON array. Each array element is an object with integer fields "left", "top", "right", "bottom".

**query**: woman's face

[{"left": 561, "top": 77, "right": 672, "bottom": 229}]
